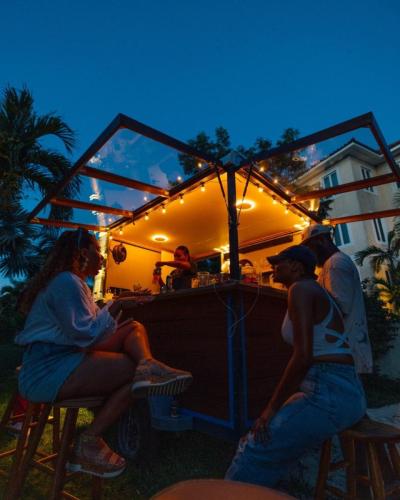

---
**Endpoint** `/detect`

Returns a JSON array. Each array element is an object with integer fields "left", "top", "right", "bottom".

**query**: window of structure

[
  {"left": 334, "top": 223, "right": 351, "bottom": 247},
  {"left": 372, "top": 218, "right": 386, "bottom": 243},
  {"left": 323, "top": 170, "right": 339, "bottom": 189},
  {"left": 361, "top": 166, "right": 374, "bottom": 192}
]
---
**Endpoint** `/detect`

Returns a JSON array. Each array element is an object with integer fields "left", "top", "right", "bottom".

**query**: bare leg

[
  {"left": 90, "top": 320, "right": 152, "bottom": 362},
  {"left": 57, "top": 351, "right": 136, "bottom": 435}
]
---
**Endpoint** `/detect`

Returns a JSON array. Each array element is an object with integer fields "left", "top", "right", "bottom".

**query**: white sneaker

[{"left": 131, "top": 359, "right": 193, "bottom": 397}]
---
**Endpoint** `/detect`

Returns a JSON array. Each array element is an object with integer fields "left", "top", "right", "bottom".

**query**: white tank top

[{"left": 281, "top": 289, "right": 352, "bottom": 357}]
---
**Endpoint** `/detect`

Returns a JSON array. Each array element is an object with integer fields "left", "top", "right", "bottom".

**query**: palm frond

[
  {"left": 31, "top": 115, "right": 75, "bottom": 153},
  {"left": 354, "top": 246, "right": 385, "bottom": 267}
]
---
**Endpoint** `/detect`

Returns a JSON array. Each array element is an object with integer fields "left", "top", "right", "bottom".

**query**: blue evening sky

[
  {"left": 1, "top": 0, "right": 399, "bottom": 287},
  {"left": 2, "top": 0, "right": 400, "bottom": 157}
]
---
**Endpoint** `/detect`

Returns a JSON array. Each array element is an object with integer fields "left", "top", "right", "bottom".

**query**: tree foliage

[{"left": 0, "top": 86, "right": 78, "bottom": 279}]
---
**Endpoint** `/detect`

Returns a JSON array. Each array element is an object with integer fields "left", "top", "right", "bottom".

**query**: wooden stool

[
  {"left": 315, "top": 417, "right": 400, "bottom": 499},
  {"left": 150, "top": 479, "right": 296, "bottom": 499},
  {"left": 5, "top": 396, "right": 105, "bottom": 500},
  {"left": 0, "top": 391, "right": 60, "bottom": 479}
]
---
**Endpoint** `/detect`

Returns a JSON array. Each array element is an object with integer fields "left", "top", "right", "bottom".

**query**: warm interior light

[
  {"left": 197, "top": 162, "right": 202, "bottom": 168},
  {"left": 259, "top": 166, "right": 265, "bottom": 172},
  {"left": 322, "top": 219, "right": 330, "bottom": 225},
  {"left": 285, "top": 189, "right": 290, "bottom": 195},
  {"left": 144, "top": 213, "right": 149, "bottom": 221},
  {"left": 119, "top": 229, "right": 123, "bottom": 235},
  {"left": 285, "top": 208, "right": 289, "bottom": 215},
  {"left": 236, "top": 199, "right": 255, "bottom": 211},
  {"left": 272, "top": 197, "right": 278, "bottom": 205},
  {"left": 109, "top": 235, "right": 113, "bottom": 240},
  {"left": 179, "top": 194, "right": 184, "bottom": 204},
  {"left": 200, "top": 183, "right": 205, "bottom": 192},
  {"left": 273, "top": 178, "right": 278, "bottom": 184},
  {"left": 258, "top": 185, "right": 263, "bottom": 192},
  {"left": 151, "top": 234, "right": 169, "bottom": 243},
  {"left": 162, "top": 205, "right": 166, "bottom": 214}
]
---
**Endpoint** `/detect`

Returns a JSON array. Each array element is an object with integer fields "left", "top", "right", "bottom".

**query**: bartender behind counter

[{"left": 155, "top": 245, "right": 197, "bottom": 290}]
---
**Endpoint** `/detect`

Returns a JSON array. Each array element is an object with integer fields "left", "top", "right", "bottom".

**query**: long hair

[{"left": 19, "top": 229, "right": 95, "bottom": 314}]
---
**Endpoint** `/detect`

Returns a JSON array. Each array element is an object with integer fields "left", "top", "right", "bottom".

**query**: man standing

[{"left": 301, "top": 224, "right": 373, "bottom": 373}]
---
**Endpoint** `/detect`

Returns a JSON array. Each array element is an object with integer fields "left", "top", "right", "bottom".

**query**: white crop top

[{"left": 281, "top": 289, "right": 352, "bottom": 357}]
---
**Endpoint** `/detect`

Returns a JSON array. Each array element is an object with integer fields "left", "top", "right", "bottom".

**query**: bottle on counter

[{"left": 152, "top": 266, "right": 162, "bottom": 294}]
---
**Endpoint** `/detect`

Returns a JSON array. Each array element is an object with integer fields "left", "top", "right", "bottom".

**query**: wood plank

[
  {"left": 50, "top": 197, "right": 134, "bottom": 217},
  {"left": 329, "top": 208, "right": 400, "bottom": 225},
  {"left": 81, "top": 165, "right": 169, "bottom": 197},
  {"left": 30, "top": 218, "right": 105, "bottom": 232}
]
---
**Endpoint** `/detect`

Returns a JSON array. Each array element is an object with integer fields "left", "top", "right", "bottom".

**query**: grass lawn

[{"left": 1, "top": 341, "right": 399, "bottom": 499}]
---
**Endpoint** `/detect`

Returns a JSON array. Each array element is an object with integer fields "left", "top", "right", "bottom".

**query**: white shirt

[
  {"left": 318, "top": 252, "right": 373, "bottom": 373},
  {"left": 15, "top": 271, "right": 116, "bottom": 348}
]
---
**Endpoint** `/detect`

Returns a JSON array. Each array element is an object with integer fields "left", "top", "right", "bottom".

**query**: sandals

[{"left": 67, "top": 433, "right": 126, "bottom": 478}]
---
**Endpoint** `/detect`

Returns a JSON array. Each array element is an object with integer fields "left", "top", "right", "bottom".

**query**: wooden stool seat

[
  {"left": 315, "top": 416, "right": 400, "bottom": 499},
  {"left": 343, "top": 418, "right": 400, "bottom": 443},
  {"left": 5, "top": 396, "right": 107, "bottom": 500},
  {"left": 150, "top": 479, "right": 296, "bottom": 499}
]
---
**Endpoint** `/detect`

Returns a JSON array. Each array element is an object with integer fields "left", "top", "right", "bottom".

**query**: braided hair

[{"left": 19, "top": 229, "right": 95, "bottom": 314}]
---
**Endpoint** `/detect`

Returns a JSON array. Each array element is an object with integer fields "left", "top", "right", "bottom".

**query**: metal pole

[{"left": 226, "top": 167, "right": 241, "bottom": 280}]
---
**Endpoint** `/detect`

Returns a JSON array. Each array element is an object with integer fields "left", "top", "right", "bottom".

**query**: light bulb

[
  {"left": 162, "top": 205, "right": 166, "bottom": 214},
  {"left": 197, "top": 162, "right": 202, "bottom": 168},
  {"left": 260, "top": 166, "right": 265, "bottom": 172},
  {"left": 144, "top": 213, "right": 149, "bottom": 221},
  {"left": 109, "top": 235, "right": 113, "bottom": 240},
  {"left": 285, "top": 208, "right": 289, "bottom": 215},
  {"left": 258, "top": 185, "right": 263, "bottom": 192},
  {"left": 144, "top": 195, "right": 148, "bottom": 202},
  {"left": 177, "top": 176, "right": 182, "bottom": 182},
  {"left": 179, "top": 195, "right": 184, "bottom": 204},
  {"left": 272, "top": 197, "right": 277, "bottom": 205},
  {"left": 273, "top": 178, "right": 278, "bottom": 184},
  {"left": 119, "top": 229, "right": 123, "bottom": 236},
  {"left": 200, "top": 183, "right": 205, "bottom": 192}
]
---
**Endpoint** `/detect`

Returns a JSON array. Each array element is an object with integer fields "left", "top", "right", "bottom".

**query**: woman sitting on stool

[
  {"left": 16, "top": 229, "right": 192, "bottom": 478},
  {"left": 225, "top": 245, "right": 366, "bottom": 488}
]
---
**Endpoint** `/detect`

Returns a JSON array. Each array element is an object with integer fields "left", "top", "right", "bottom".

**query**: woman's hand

[
  {"left": 251, "top": 407, "right": 275, "bottom": 443},
  {"left": 155, "top": 261, "right": 164, "bottom": 267}
]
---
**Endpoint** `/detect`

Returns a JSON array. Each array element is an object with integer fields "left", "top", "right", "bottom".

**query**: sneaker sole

[
  {"left": 66, "top": 460, "right": 126, "bottom": 478},
  {"left": 132, "top": 374, "right": 193, "bottom": 398}
]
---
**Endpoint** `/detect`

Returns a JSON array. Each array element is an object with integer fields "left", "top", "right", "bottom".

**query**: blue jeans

[{"left": 225, "top": 363, "right": 366, "bottom": 488}]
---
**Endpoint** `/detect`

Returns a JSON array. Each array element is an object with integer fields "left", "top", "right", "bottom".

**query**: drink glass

[{"left": 197, "top": 271, "right": 210, "bottom": 287}]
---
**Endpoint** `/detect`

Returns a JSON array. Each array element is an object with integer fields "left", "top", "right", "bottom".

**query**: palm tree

[
  {"left": 0, "top": 85, "right": 80, "bottom": 278},
  {"left": 373, "top": 266, "right": 400, "bottom": 314},
  {"left": 354, "top": 230, "right": 400, "bottom": 276}
]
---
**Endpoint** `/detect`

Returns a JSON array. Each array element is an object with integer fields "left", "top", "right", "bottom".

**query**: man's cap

[
  {"left": 301, "top": 224, "right": 333, "bottom": 244},
  {"left": 267, "top": 245, "right": 317, "bottom": 275}
]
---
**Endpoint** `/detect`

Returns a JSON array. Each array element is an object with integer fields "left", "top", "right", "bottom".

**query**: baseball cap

[
  {"left": 267, "top": 245, "right": 317, "bottom": 275},
  {"left": 301, "top": 224, "right": 333, "bottom": 244}
]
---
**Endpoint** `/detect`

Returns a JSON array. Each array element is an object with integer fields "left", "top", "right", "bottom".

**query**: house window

[
  {"left": 372, "top": 218, "right": 386, "bottom": 243},
  {"left": 361, "top": 166, "right": 374, "bottom": 192},
  {"left": 323, "top": 170, "right": 339, "bottom": 189},
  {"left": 334, "top": 223, "right": 350, "bottom": 246}
]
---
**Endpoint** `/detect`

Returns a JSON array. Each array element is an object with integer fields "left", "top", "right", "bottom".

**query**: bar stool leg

[
  {"left": 342, "top": 436, "right": 357, "bottom": 499},
  {"left": 388, "top": 443, "right": 400, "bottom": 477},
  {"left": 315, "top": 439, "right": 331, "bottom": 500},
  {"left": 5, "top": 403, "right": 51, "bottom": 500},
  {"left": 366, "top": 442, "right": 386, "bottom": 500},
  {"left": 52, "top": 407, "right": 61, "bottom": 454},
  {"left": 49, "top": 407, "right": 79, "bottom": 500}
]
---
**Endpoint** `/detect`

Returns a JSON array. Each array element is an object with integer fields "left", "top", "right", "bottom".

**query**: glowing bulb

[
  {"left": 260, "top": 166, "right": 265, "bottom": 172},
  {"left": 272, "top": 197, "right": 277, "bottom": 205},
  {"left": 108, "top": 217, "right": 112, "bottom": 223},
  {"left": 200, "top": 183, "right": 205, "bottom": 192},
  {"left": 177, "top": 176, "right": 182, "bottom": 182},
  {"left": 197, "top": 162, "right": 202, "bottom": 168},
  {"left": 285, "top": 189, "right": 290, "bottom": 195},
  {"left": 273, "top": 178, "right": 278, "bottom": 184},
  {"left": 285, "top": 208, "right": 289, "bottom": 215},
  {"left": 119, "top": 229, "right": 123, "bottom": 236},
  {"left": 258, "top": 185, "right": 263, "bottom": 192},
  {"left": 109, "top": 235, "right": 113, "bottom": 240},
  {"left": 144, "top": 213, "right": 149, "bottom": 221},
  {"left": 179, "top": 195, "right": 184, "bottom": 204},
  {"left": 162, "top": 205, "right": 166, "bottom": 214}
]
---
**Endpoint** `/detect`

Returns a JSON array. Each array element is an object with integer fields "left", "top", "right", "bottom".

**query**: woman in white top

[
  {"left": 225, "top": 245, "right": 366, "bottom": 489},
  {"left": 16, "top": 228, "right": 192, "bottom": 478}
]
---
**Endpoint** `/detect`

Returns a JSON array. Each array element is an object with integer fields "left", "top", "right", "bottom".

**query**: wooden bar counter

[{"left": 122, "top": 283, "right": 291, "bottom": 439}]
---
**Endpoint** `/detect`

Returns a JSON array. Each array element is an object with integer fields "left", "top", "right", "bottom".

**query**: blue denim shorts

[
  {"left": 225, "top": 363, "right": 366, "bottom": 488},
  {"left": 18, "top": 342, "right": 85, "bottom": 403}
]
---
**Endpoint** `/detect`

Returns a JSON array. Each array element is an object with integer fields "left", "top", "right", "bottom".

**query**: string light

[
  {"left": 258, "top": 185, "right": 263, "bottom": 192},
  {"left": 144, "top": 213, "right": 149, "bottom": 221},
  {"left": 197, "top": 162, "right": 202, "bottom": 168},
  {"left": 273, "top": 178, "right": 278, "bottom": 184},
  {"left": 200, "top": 183, "right": 205, "bottom": 192},
  {"left": 109, "top": 235, "right": 113, "bottom": 240},
  {"left": 144, "top": 195, "right": 148, "bottom": 202},
  {"left": 285, "top": 208, "right": 289, "bottom": 215},
  {"left": 272, "top": 196, "right": 278, "bottom": 205},
  {"left": 285, "top": 189, "right": 290, "bottom": 195},
  {"left": 119, "top": 229, "right": 123, "bottom": 236},
  {"left": 179, "top": 194, "right": 184, "bottom": 204},
  {"left": 161, "top": 204, "right": 166, "bottom": 214},
  {"left": 108, "top": 217, "right": 112, "bottom": 223},
  {"left": 177, "top": 176, "right": 182, "bottom": 182},
  {"left": 259, "top": 166, "right": 265, "bottom": 172}
]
